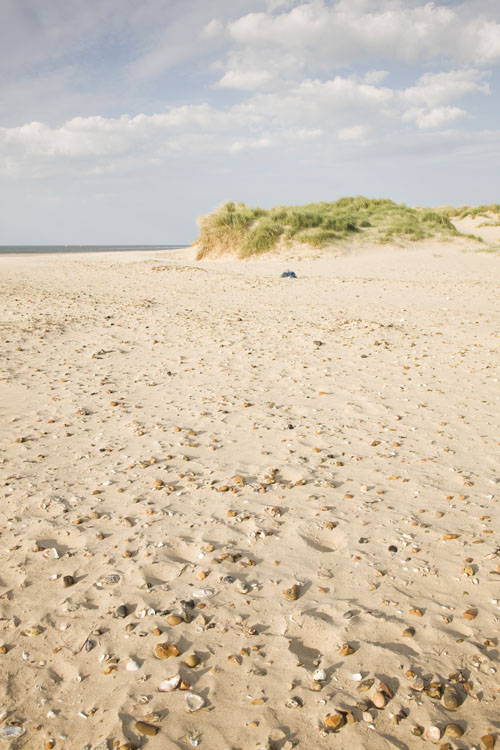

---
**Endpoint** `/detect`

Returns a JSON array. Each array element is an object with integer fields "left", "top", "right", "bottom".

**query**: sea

[{"left": 0, "top": 244, "right": 188, "bottom": 255}]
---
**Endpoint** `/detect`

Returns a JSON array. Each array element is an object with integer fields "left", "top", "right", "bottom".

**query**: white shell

[
  {"left": 185, "top": 692, "right": 205, "bottom": 712},
  {"left": 193, "top": 588, "right": 215, "bottom": 599},
  {"left": 313, "top": 669, "right": 327, "bottom": 682},
  {"left": 349, "top": 672, "right": 363, "bottom": 681},
  {"left": 425, "top": 726, "right": 442, "bottom": 743},
  {"left": 0, "top": 726, "right": 26, "bottom": 739},
  {"left": 159, "top": 674, "right": 181, "bottom": 692},
  {"left": 44, "top": 547, "right": 59, "bottom": 559},
  {"left": 126, "top": 660, "right": 140, "bottom": 672}
]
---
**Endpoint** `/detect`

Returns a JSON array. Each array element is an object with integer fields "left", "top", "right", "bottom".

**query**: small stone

[
  {"left": 63, "top": 575, "right": 75, "bottom": 588},
  {"left": 403, "top": 627, "right": 415, "bottom": 638},
  {"left": 135, "top": 721, "right": 158, "bottom": 737},
  {"left": 462, "top": 565, "right": 474, "bottom": 576},
  {"left": 166, "top": 615, "right": 183, "bottom": 626},
  {"left": 184, "top": 653, "right": 200, "bottom": 667},
  {"left": 115, "top": 605, "right": 128, "bottom": 619},
  {"left": 445, "top": 723, "right": 464, "bottom": 738},
  {"left": 154, "top": 642, "right": 180, "bottom": 659},
  {"left": 24, "top": 626, "right": 43, "bottom": 637},
  {"left": 442, "top": 687, "right": 460, "bottom": 710},
  {"left": 372, "top": 691, "right": 387, "bottom": 708},
  {"left": 463, "top": 608, "right": 478, "bottom": 620},
  {"left": 283, "top": 584, "right": 299, "bottom": 601}
]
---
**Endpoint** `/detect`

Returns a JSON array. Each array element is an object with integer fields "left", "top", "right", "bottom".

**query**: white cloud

[
  {"left": 216, "top": 69, "right": 273, "bottom": 90},
  {"left": 403, "top": 69, "right": 491, "bottom": 108},
  {"left": 403, "top": 106, "right": 467, "bottom": 129}
]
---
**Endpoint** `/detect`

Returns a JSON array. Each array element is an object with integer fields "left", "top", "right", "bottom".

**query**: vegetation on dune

[{"left": 194, "top": 196, "right": 480, "bottom": 259}]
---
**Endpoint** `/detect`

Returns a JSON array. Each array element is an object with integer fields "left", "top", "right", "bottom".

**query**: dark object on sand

[{"left": 281, "top": 270, "right": 297, "bottom": 278}]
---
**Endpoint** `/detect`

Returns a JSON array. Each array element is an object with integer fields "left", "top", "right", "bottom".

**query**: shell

[
  {"left": 0, "top": 726, "right": 26, "bottom": 739},
  {"left": 325, "top": 713, "right": 346, "bottom": 730},
  {"left": 185, "top": 692, "right": 205, "bottom": 712},
  {"left": 154, "top": 642, "right": 181, "bottom": 659},
  {"left": 313, "top": 669, "right": 327, "bottom": 682},
  {"left": 159, "top": 674, "right": 181, "bottom": 692},
  {"left": 349, "top": 673, "right": 363, "bottom": 682},
  {"left": 424, "top": 726, "right": 442, "bottom": 743}
]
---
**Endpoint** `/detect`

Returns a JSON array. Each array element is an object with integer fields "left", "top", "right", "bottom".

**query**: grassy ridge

[{"left": 195, "top": 196, "right": 465, "bottom": 259}]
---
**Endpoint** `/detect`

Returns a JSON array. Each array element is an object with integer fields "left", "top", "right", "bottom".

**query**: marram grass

[{"left": 194, "top": 196, "right": 468, "bottom": 259}]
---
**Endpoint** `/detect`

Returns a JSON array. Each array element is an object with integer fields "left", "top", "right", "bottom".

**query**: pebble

[
  {"left": 283, "top": 584, "right": 299, "bottom": 601},
  {"left": 372, "top": 691, "right": 387, "bottom": 708},
  {"left": 166, "top": 614, "right": 183, "bottom": 626},
  {"left": 442, "top": 687, "right": 460, "bottom": 710},
  {"left": 135, "top": 721, "right": 159, "bottom": 736},
  {"left": 62, "top": 575, "right": 75, "bottom": 587},
  {"left": 115, "top": 605, "right": 128, "bottom": 619},
  {"left": 445, "top": 723, "right": 465, "bottom": 738},
  {"left": 185, "top": 653, "right": 200, "bottom": 667}
]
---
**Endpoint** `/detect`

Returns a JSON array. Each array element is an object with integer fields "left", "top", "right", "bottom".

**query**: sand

[{"left": 0, "top": 235, "right": 499, "bottom": 750}]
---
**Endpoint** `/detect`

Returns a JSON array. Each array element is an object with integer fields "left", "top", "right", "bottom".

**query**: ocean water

[{"left": 0, "top": 244, "right": 188, "bottom": 255}]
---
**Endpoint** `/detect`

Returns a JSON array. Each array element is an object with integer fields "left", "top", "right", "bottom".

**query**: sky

[{"left": 0, "top": 0, "right": 499, "bottom": 244}]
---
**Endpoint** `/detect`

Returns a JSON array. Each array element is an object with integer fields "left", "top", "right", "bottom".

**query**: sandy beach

[{"left": 1, "top": 238, "right": 499, "bottom": 749}]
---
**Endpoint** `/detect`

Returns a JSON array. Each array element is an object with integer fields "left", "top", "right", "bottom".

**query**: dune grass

[{"left": 194, "top": 196, "right": 471, "bottom": 259}]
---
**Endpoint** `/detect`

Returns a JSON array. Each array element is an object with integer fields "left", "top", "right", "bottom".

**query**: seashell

[
  {"left": 313, "top": 668, "right": 327, "bottom": 682},
  {"left": 154, "top": 642, "right": 180, "bottom": 659},
  {"left": 62, "top": 575, "right": 75, "bottom": 587},
  {"left": 44, "top": 547, "right": 59, "bottom": 559},
  {"left": 193, "top": 588, "right": 214, "bottom": 599},
  {"left": 339, "top": 642, "right": 355, "bottom": 656},
  {"left": 481, "top": 735, "right": 496, "bottom": 749},
  {"left": 372, "top": 691, "right": 386, "bottom": 708},
  {"left": 185, "top": 692, "right": 205, "bottom": 712},
  {"left": 325, "top": 713, "right": 345, "bottom": 730},
  {"left": 159, "top": 675, "right": 181, "bottom": 692},
  {"left": 0, "top": 726, "right": 26, "bottom": 739},
  {"left": 126, "top": 660, "right": 139, "bottom": 671},
  {"left": 349, "top": 673, "right": 363, "bottom": 682},
  {"left": 424, "top": 726, "right": 442, "bottom": 743},
  {"left": 411, "top": 676, "right": 425, "bottom": 691},
  {"left": 445, "top": 723, "right": 464, "bottom": 738}
]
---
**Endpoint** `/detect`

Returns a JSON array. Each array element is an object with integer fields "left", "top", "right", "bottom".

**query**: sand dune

[{"left": 0, "top": 239, "right": 499, "bottom": 749}]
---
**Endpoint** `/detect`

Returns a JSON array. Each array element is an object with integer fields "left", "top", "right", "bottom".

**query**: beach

[{"left": 1, "top": 239, "right": 499, "bottom": 749}]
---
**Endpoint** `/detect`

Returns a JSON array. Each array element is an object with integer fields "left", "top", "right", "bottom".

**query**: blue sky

[{"left": 1, "top": 0, "right": 499, "bottom": 243}]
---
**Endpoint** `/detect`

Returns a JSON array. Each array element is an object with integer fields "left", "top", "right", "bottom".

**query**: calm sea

[{"left": 0, "top": 244, "right": 189, "bottom": 255}]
